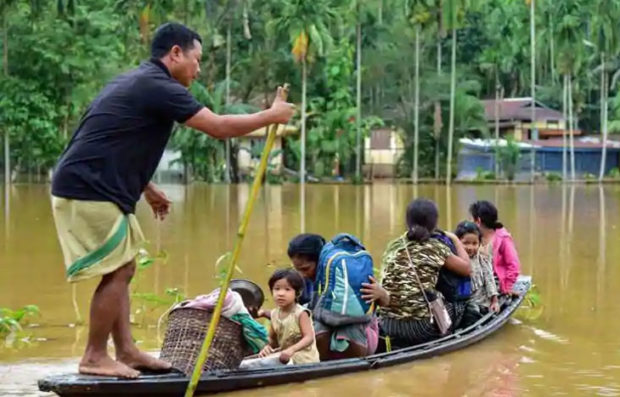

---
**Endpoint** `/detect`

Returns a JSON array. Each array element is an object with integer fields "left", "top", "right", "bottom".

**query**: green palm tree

[
  {"left": 590, "top": 0, "right": 620, "bottom": 180},
  {"left": 443, "top": 0, "right": 476, "bottom": 184},
  {"left": 434, "top": 0, "right": 444, "bottom": 180},
  {"left": 345, "top": 0, "right": 372, "bottom": 182},
  {"left": 221, "top": 0, "right": 253, "bottom": 183},
  {"left": 271, "top": 0, "right": 335, "bottom": 184},
  {"left": 556, "top": 0, "right": 585, "bottom": 181},
  {"left": 408, "top": 0, "right": 434, "bottom": 183},
  {"left": 1, "top": 0, "right": 18, "bottom": 184}
]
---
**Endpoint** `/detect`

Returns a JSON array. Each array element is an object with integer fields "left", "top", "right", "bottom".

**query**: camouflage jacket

[{"left": 379, "top": 233, "right": 452, "bottom": 320}]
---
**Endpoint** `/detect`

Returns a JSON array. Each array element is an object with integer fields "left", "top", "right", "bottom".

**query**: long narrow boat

[{"left": 39, "top": 276, "right": 531, "bottom": 396}]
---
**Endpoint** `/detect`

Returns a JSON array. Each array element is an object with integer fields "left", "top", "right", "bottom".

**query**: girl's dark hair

[
  {"left": 406, "top": 198, "right": 439, "bottom": 242},
  {"left": 469, "top": 200, "right": 503, "bottom": 230},
  {"left": 287, "top": 233, "right": 326, "bottom": 263},
  {"left": 455, "top": 221, "right": 482, "bottom": 239},
  {"left": 268, "top": 269, "right": 305, "bottom": 300}
]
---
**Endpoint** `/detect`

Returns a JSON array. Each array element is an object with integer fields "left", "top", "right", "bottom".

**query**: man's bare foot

[
  {"left": 79, "top": 355, "right": 140, "bottom": 378},
  {"left": 117, "top": 349, "right": 172, "bottom": 372}
]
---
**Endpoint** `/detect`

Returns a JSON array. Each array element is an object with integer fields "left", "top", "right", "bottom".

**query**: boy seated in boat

[{"left": 283, "top": 233, "right": 389, "bottom": 360}]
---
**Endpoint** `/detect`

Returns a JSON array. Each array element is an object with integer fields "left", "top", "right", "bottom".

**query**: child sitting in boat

[
  {"left": 257, "top": 269, "right": 320, "bottom": 365},
  {"left": 469, "top": 200, "right": 521, "bottom": 295},
  {"left": 455, "top": 221, "right": 499, "bottom": 327},
  {"left": 287, "top": 233, "right": 384, "bottom": 360}
]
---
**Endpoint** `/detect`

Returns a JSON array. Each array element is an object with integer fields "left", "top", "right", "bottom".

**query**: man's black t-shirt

[{"left": 51, "top": 59, "right": 203, "bottom": 214}]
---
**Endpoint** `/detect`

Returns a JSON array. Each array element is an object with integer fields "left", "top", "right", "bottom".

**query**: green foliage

[
  {"left": 545, "top": 172, "right": 563, "bottom": 182},
  {"left": 2, "top": 0, "right": 620, "bottom": 181},
  {"left": 0, "top": 305, "right": 40, "bottom": 347},
  {"left": 496, "top": 137, "right": 521, "bottom": 181},
  {"left": 517, "top": 284, "right": 544, "bottom": 322},
  {"left": 584, "top": 172, "right": 597, "bottom": 181},
  {"left": 608, "top": 167, "right": 620, "bottom": 178},
  {"left": 130, "top": 248, "right": 187, "bottom": 326},
  {"left": 475, "top": 167, "right": 495, "bottom": 181}
]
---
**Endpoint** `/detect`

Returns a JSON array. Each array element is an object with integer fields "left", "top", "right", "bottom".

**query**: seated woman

[
  {"left": 378, "top": 198, "right": 471, "bottom": 348},
  {"left": 287, "top": 233, "right": 383, "bottom": 360},
  {"left": 469, "top": 200, "right": 521, "bottom": 295}
]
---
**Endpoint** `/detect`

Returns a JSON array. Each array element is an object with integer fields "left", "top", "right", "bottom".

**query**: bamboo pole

[{"left": 184, "top": 85, "right": 289, "bottom": 397}]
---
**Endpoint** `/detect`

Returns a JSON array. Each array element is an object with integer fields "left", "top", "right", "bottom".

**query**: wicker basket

[{"left": 159, "top": 307, "right": 248, "bottom": 375}]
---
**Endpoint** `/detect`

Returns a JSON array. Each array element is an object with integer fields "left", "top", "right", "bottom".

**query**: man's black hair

[{"left": 151, "top": 22, "right": 202, "bottom": 59}]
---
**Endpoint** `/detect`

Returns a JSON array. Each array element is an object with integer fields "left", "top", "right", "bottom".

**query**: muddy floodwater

[{"left": 1, "top": 183, "right": 619, "bottom": 396}]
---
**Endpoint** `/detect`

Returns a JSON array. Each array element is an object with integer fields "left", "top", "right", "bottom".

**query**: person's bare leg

[
  {"left": 316, "top": 333, "right": 367, "bottom": 360},
  {"left": 340, "top": 342, "right": 367, "bottom": 358},
  {"left": 79, "top": 267, "right": 140, "bottom": 378},
  {"left": 315, "top": 333, "right": 331, "bottom": 361},
  {"left": 112, "top": 261, "right": 171, "bottom": 371}
]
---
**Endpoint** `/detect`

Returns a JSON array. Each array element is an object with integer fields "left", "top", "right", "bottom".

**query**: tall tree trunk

[
  {"left": 568, "top": 74, "right": 575, "bottom": 180},
  {"left": 562, "top": 74, "right": 568, "bottom": 181},
  {"left": 300, "top": 58, "right": 307, "bottom": 185},
  {"left": 494, "top": 72, "right": 500, "bottom": 176},
  {"left": 530, "top": 0, "right": 536, "bottom": 182},
  {"left": 413, "top": 25, "right": 420, "bottom": 184},
  {"left": 355, "top": 17, "right": 362, "bottom": 181},
  {"left": 549, "top": 18, "right": 555, "bottom": 84},
  {"left": 446, "top": 28, "right": 456, "bottom": 185},
  {"left": 599, "top": 54, "right": 608, "bottom": 181},
  {"left": 224, "top": 20, "right": 232, "bottom": 183},
  {"left": 3, "top": 13, "right": 9, "bottom": 185},
  {"left": 434, "top": 39, "right": 442, "bottom": 180},
  {"left": 378, "top": 0, "right": 383, "bottom": 24}
]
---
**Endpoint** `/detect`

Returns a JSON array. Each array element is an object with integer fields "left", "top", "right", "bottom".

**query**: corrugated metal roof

[{"left": 481, "top": 97, "right": 564, "bottom": 122}]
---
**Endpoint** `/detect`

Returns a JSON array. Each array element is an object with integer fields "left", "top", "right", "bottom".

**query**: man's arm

[
  {"left": 185, "top": 107, "right": 276, "bottom": 139},
  {"left": 184, "top": 86, "right": 294, "bottom": 139}
]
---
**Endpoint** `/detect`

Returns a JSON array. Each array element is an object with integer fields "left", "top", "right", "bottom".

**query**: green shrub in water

[
  {"left": 545, "top": 172, "right": 562, "bottom": 182},
  {"left": 475, "top": 167, "right": 496, "bottom": 181},
  {"left": 0, "top": 305, "right": 40, "bottom": 347},
  {"left": 496, "top": 137, "right": 521, "bottom": 181},
  {"left": 584, "top": 172, "right": 596, "bottom": 181},
  {"left": 516, "top": 285, "right": 543, "bottom": 322}
]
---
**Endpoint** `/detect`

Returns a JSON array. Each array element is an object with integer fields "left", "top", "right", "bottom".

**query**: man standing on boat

[{"left": 50, "top": 22, "right": 294, "bottom": 378}]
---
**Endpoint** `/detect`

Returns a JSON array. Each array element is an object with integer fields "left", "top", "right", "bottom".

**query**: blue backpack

[{"left": 314, "top": 234, "right": 374, "bottom": 322}]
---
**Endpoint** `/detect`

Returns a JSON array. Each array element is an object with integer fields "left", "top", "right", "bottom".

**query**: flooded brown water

[{"left": 1, "top": 183, "right": 619, "bottom": 396}]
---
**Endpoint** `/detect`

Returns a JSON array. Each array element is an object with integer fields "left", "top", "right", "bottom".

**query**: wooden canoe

[{"left": 39, "top": 276, "right": 532, "bottom": 396}]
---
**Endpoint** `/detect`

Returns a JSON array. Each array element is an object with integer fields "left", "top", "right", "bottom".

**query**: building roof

[
  {"left": 525, "top": 137, "right": 620, "bottom": 149},
  {"left": 481, "top": 97, "right": 564, "bottom": 122}
]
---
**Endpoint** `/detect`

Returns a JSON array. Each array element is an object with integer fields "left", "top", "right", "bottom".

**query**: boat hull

[{"left": 39, "top": 276, "right": 532, "bottom": 396}]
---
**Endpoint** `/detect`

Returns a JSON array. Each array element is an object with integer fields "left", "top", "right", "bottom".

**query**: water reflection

[
  {"left": 3, "top": 183, "right": 11, "bottom": 244},
  {"left": 527, "top": 185, "right": 535, "bottom": 277},
  {"left": 2, "top": 184, "right": 620, "bottom": 396},
  {"left": 597, "top": 185, "right": 606, "bottom": 309},
  {"left": 300, "top": 183, "right": 306, "bottom": 232}
]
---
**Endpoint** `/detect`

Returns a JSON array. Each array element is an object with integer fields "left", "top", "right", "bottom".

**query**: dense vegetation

[{"left": 1, "top": 0, "right": 619, "bottom": 183}]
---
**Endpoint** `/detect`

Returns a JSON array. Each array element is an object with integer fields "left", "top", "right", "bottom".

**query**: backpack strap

[{"left": 331, "top": 233, "right": 366, "bottom": 249}]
